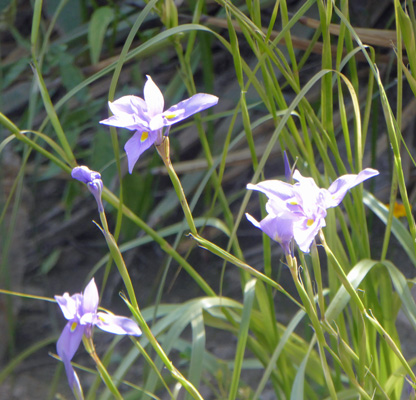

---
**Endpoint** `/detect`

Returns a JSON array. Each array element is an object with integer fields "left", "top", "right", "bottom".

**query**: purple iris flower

[
  {"left": 71, "top": 166, "right": 104, "bottom": 212},
  {"left": 246, "top": 168, "right": 379, "bottom": 253},
  {"left": 55, "top": 278, "right": 141, "bottom": 398},
  {"left": 100, "top": 75, "right": 219, "bottom": 173}
]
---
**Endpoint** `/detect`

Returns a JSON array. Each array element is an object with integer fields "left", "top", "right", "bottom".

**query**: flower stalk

[
  {"left": 100, "top": 75, "right": 218, "bottom": 173},
  {"left": 156, "top": 137, "right": 197, "bottom": 235},
  {"left": 122, "top": 295, "right": 205, "bottom": 400},
  {"left": 54, "top": 278, "right": 141, "bottom": 397},
  {"left": 320, "top": 231, "right": 366, "bottom": 314},
  {"left": 286, "top": 254, "right": 337, "bottom": 399},
  {"left": 82, "top": 336, "right": 123, "bottom": 400},
  {"left": 99, "top": 226, "right": 139, "bottom": 311}
]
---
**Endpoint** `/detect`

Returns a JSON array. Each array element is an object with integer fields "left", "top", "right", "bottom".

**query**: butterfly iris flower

[
  {"left": 100, "top": 75, "right": 218, "bottom": 173},
  {"left": 246, "top": 168, "right": 379, "bottom": 253},
  {"left": 55, "top": 278, "right": 141, "bottom": 398}
]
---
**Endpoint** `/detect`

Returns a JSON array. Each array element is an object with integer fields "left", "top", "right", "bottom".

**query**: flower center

[
  {"left": 141, "top": 131, "right": 149, "bottom": 142},
  {"left": 306, "top": 219, "right": 314, "bottom": 227},
  {"left": 70, "top": 321, "right": 78, "bottom": 332}
]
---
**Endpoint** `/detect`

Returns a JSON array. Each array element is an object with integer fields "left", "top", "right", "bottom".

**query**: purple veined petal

[
  {"left": 150, "top": 93, "right": 219, "bottom": 130},
  {"left": 266, "top": 197, "right": 304, "bottom": 219},
  {"left": 292, "top": 170, "right": 322, "bottom": 201},
  {"left": 99, "top": 113, "right": 148, "bottom": 131},
  {"left": 107, "top": 95, "right": 147, "bottom": 115},
  {"left": 80, "top": 312, "right": 95, "bottom": 326},
  {"left": 57, "top": 321, "right": 85, "bottom": 364},
  {"left": 247, "top": 180, "right": 295, "bottom": 202},
  {"left": 149, "top": 114, "right": 165, "bottom": 132},
  {"left": 246, "top": 213, "right": 293, "bottom": 254},
  {"left": 61, "top": 351, "right": 84, "bottom": 400},
  {"left": 144, "top": 75, "right": 164, "bottom": 117},
  {"left": 124, "top": 130, "right": 158, "bottom": 173},
  {"left": 293, "top": 215, "right": 326, "bottom": 253},
  {"left": 129, "top": 97, "right": 151, "bottom": 124},
  {"left": 95, "top": 312, "right": 142, "bottom": 336},
  {"left": 55, "top": 293, "right": 78, "bottom": 321},
  {"left": 70, "top": 367, "right": 84, "bottom": 400},
  {"left": 58, "top": 342, "right": 84, "bottom": 400},
  {"left": 292, "top": 170, "right": 321, "bottom": 200},
  {"left": 82, "top": 278, "right": 99, "bottom": 315},
  {"left": 292, "top": 170, "right": 324, "bottom": 216},
  {"left": 71, "top": 166, "right": 101, "bottom": 185},
  {"left": 324, "top": 168, "right": 380, "bottom": 208}
]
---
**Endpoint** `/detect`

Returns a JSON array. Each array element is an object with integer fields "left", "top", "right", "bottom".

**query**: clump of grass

[{"left": 1, "top": 0, "right": 416, "bottom": 399}]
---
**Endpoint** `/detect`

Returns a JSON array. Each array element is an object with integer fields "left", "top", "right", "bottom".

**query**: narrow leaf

[{"left": 88, "top": 6, "right": 114, "bottom": 64}]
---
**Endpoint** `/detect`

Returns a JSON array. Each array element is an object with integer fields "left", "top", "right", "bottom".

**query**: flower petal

[
  {"left": 100, "top": 114, "right": 141, "bottom": 131},
  {"left": 108, "top": 95, "right": 147, "bottom": 115},
  {"left": 100, "top": 97, "right": 149, "bottom": 130},
  {"left": 71, "top": 166, "right": 101, "bottom": 184},
  {"left": 96, "top": 313, "right": 142, "bottom": 336},
  {"left": 58, "top": 333, "right": 84, "bottom": 400},
  {"left": 293, "top": 216, "right": 326, "bottom": 253},
  {"left": 57, "top": 321, "right": 85, "bottom": 363},
  {"left": 55, "top": 293, "right": 78, "bottom": 321},
  {"left": 144, "top": 76, "right": 164, "bottom": 117},
  {"left": 124, "top": 130, "right": 158, "bottom": 173},
  {"left": 82, "top": 278, "right": 99, "bottom": 315},
  {"left": 246, "top": 213, "right": 293, "bottom": 254},
  {"left": 70, "top": 368, "right": 84, "bottom": 400},
  {"left": 150, "top": 93, "right": 219, "bottom": 130},
  {"left": 324, "top": 168, "right": 379, "bottom": 208},
  {"left": 247, "top": 180, "right": 295, "bottom": 202}
]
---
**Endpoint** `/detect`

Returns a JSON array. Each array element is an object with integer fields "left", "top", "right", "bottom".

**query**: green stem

[
  {"left": 0, "top": 113, "right": 70, "bottom": 173},
  {"left": 310, "top": 242, "right": 326, "bottom": 318},
  {"left": 286, "top": 255, "right": 337, "bottom": 399},
  {"left": 320, "top": 231, "right": 366, "bottom": 314},
  {"left": 99, "top": 210, "right": 109, "bottom": 233},
  {"left": 123, "top": 297, "right": 204, "bottom": 400},
  {"left": 102, "top": 187, "right": 215, "bottom": 297},
  {"left": 156, "top": 138, "right": 197, "bottom": 235},
  {"left": 83, "top": 337, "right": 123, "bottom": 400},
  {"left": 191, "top": 233, "right": 302, "bottom": 308},
  {"left": 96, "top": 217, "right": 138, "bottom": 311}
]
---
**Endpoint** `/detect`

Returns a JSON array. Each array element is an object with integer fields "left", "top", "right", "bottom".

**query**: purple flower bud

[{"left": 72, "top": 166, "right": 104, "bottom": 212}]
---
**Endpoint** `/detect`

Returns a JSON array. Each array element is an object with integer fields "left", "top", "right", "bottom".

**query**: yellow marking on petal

[
  {"left": 289, "top": 201, "right": 298, "bottom": 205},
  {"left": 274, "top": 234, "right": 281, "bottom": 242},
  {"left": 71, "top": 321, "right": 78, "bottom": 332},
  {"left": 306, "top": 219, "right": 314, "bottom": 227},
  {"left": 164, "top": 113, "right": 176, "bottom": 119},
  {"left": 99, "top": 315, "right": 106, "bottom": 322},
  {"left": 141, "top": 131, "right": 149, "bottom": 142}
]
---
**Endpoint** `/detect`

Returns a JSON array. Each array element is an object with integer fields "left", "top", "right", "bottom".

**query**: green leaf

[
  {"left": 363, "top": 190, "right": 416, "bottom": 267},
  {"left": 228, "top": 279, "right": 257, "bottom": 400},
  {"left": 38, "top": 249, "right": 61, "bottom": 275},
  {"left": 397, "top": 4, "right": 416, "bottom": 77},
  {"left": 290, "top": 338, "right": 316, "bottom": 400},
  {"left": 88, "top": 6, "right": 114, "bottom": 65}
]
